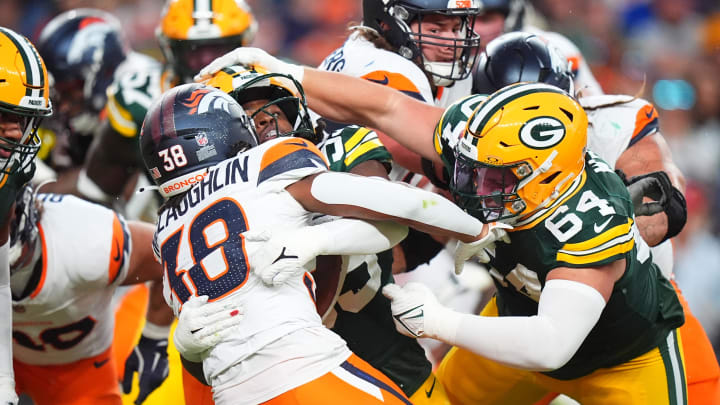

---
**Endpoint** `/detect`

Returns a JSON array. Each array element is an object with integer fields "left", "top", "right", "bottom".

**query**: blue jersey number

[{"left": 162, "top": 198, "right": 250, "bottom": 303}]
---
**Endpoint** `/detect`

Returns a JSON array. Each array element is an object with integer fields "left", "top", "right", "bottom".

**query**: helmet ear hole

[{"left": 540, "top": 171, "right": 561, "bottom": 185}]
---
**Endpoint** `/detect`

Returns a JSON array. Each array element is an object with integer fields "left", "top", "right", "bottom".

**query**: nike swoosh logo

[
  {"left": 113, "top": 239, "right": 121, "bottom": 262},
  {"left": 285, "top": 141, "right": 309, "bottom": 147},
  {"left": 94, "top": 358, "right": 109, "bottom": 368},
  {"left": 425, "top": 376, "right": 437, "bottom": 398},
  {"left": 272, "top": 247, "right": 299, "bottom": 264},
  {"left": 645, "top": 107, "right": 654, "bottom": 119},
  {"left": 367, "top": 75, "right": 389, "bottom": 85},
  {"left": 594, "top": 217, "right": 613, "bottom": 233}
]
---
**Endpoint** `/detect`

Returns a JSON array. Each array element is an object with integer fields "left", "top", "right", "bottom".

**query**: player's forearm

[
  {"left": 309, "top": 219, "right": 408, "bottom": 257},
  {"left": 303, "top": 68, "right": 399, "bottom": 128},
  {"left": 430, "top": 280, "right": 606, "bottom": 371},
  {"left": 300, "top": 172, "right": 486, "bottom": 241},
  {"left": 145, "top": 281, "right": 174, "bottom": 328}
]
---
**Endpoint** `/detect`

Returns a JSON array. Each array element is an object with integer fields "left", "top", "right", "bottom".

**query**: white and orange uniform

[
  {"left": 11, "top": 193, "right": 131, "bottom": 405},
  {"left": 154, "top": 137, "right": 410, "bottom": 405},
  {"left": 320, "top": 31, "right": 491, "bottom": 370},
  {"left": 581, "top": 94, "right": 720, "bottom": 404}
]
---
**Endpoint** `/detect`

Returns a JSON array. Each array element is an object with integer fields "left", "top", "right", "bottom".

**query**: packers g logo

[{"left": 519, "top": 116, "right": 566, "bottom": 149}]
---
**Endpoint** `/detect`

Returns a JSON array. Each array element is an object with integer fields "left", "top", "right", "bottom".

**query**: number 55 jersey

[{"left": 153, "top": 137, "right": 352, "bottom": 403}]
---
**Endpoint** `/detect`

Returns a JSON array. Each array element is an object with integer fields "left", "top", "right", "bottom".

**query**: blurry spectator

[{"left": 674, "top": 183, "right": 720, "bottom": 361}]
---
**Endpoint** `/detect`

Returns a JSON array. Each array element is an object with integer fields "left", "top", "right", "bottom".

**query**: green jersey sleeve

[
  {"left": 319, "top": 125, "right": 392, "bottom": 173},
  {"left": 105, "top": 53, "right": 162, "bottom": 138}
]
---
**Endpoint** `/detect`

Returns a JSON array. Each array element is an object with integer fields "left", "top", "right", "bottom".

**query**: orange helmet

[
  {"left": 450, "top": 82, "right": 587, "bottom": 223},
  {"left": 0, "top": 27, "right": 52, "bottom": 175},
  {"left": 157, "top": 0, "right": 257, "bottom": 83}
]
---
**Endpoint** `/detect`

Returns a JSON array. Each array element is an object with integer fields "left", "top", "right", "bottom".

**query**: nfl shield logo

[
  {"left": 150, "top": 167, "right": 161, "bottom": 179},
  {"left": 195, "top": 133, "right": 209, "bottom": 146}
]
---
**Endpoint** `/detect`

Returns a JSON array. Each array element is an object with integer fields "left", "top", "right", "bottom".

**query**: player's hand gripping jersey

[
  {"left": 153, "top": 137, "right": 351, "bottom": 401},
  {"left": 11, "top": 194, "right": 130, "bottom": 365},
  {"left": 433, "top": 94, "right": 684, "bottom": 379}
]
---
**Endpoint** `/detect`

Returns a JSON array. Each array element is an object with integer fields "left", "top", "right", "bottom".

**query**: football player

[
  {"left": 194, "top": 48, "right": 690, "bottom": 404},
  {"left": 0, "top": 26, "right": 52, "bottom": 405},
  {"left": 35, "top": 8, "right": 130, "bottom": 181},
  {"left": 8, "top": 184, "right": 173, "bottom": 405},
  {"left": 473, "top": 31, "right": 718, "bottom": 405},
  {"left": 317, "top": 2, "right": 490, "bottom": 369},
  {"left": 470, "top": 0, "right": 604, "bottom": 96},
  {"left": 139, "top": 83, "right": 504, "bottom": 404},
  {"left": 173, "top": 66, "right": 449, "bottom": 404},
  {"left": 76, "top": 0, "right": 257, "bottom": 209}
]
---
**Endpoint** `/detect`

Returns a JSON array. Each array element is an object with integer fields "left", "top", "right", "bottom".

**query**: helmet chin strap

[{"left": 423, "top": 59, "right": 458, "bottom": 87}]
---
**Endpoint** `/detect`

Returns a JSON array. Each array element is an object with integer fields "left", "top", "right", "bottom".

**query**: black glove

[
  {"left": 122, "top": 336, "right": 169, "bottom": 404},
  {"left": 617, "top": 170, "right": 673, "bottom": 216}
]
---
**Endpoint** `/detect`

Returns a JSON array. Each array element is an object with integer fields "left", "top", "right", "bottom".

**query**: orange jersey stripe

[
  {"left": 29, "top": 224, "right": 48, "bottom": 299},
  {"left": 632, "top": 103, "right": 659, "bottom": 141},
  {"left": 361, "top": 71, "right": 424, "bottom": 100},
  {"left": 108, "top": 213, "right": 125, "bottom": 284},
  {"left": 259, "top": 138, "right": 328, "bottom": 172}
]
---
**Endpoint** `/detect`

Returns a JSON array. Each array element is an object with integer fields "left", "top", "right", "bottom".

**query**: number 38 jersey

[
  {"left": 12, "top": 194, "right": 131, "bottom": 365},
  {"left": 433, "top": 96, "right": 684, "bottom": 380},
  {"left": 153, "top": 137, "right": 350, "bottom": 398}
]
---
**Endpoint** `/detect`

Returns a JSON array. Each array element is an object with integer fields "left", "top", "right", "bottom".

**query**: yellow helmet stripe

[
  {"left": 466, "top": 83, "right": 566, "bottom": 145},
  {"left": 0, "top": 27, "right": 45, "bottom": 99}
]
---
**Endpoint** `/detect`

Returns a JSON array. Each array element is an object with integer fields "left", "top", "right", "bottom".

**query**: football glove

[
  {"left": 195, "top": 47, "right": 304, "bottom": 83},
  {"left": 617, "top": 169, "right": 672, "bottom": 216},
  {"left": 173, "top": 295, "right": 244, "bottom": 363},
  {"left": 0, "top": 376, "right": 17, "bottom": 405},
  {"left": 382, "top": 282, "right": 454, "bottom": 340},
  {"left": 244, "top": 229, "right": 319, "bottom": 286},
  {"left": 122, "top": 336, "right": 169, "bottom": 404},
  {"left": 453, "top": 222, "right": 512, "bottom": 275}
]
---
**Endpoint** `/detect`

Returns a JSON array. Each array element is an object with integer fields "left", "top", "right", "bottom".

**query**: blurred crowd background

[{"left": 3, "top": 0, "right": 720, "bottom": 358}]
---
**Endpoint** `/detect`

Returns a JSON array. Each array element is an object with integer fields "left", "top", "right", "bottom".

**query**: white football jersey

[
  {"left": 153, "top": 138, "right": 350, "bottom": 403},
  {"left": 581, "top": 94, "right": 674, "bottom": 278},
  {"left": 319, "top": 32, "right": 434, "bottom": 104},
  {"left": 11, "top": 194, "right": 131, "bottom": 365}
]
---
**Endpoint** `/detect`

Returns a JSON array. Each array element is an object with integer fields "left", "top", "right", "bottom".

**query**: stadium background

[{"left": 2, "top": 0, "right": 720, "bottom": 403}]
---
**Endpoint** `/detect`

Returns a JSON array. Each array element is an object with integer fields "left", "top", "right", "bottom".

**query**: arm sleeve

[
  {"left": 0, "top": 241, "right": 15, "bottom": 380},
  {"left": 435, "top": 279, "right": 607, "bottom": 371},
  {"left": 310, "top": 172, "right": 486, "bottom": 238},
  {"left": 310, "top": 218, "right": 408, "bottom": 256}
]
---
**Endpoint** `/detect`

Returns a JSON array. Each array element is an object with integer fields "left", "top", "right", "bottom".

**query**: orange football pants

[
  {"left": 14, "top": 345, "right": 121, "bottom": 405},
  {"left": 182, "top": 354, "right": 412, "bottom": 404}
]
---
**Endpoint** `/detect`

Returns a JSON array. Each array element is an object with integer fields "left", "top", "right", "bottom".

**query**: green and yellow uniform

[{"left": 432, "top": 94, "right": 687, "bottom": 404}]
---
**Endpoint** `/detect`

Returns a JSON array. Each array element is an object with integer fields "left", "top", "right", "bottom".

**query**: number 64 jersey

[
  {"left": 433, "top": 95, "right": 684, "bottom": 380},
  {"left": 153, "top": 137, "right": 351, "bottom": 402}
]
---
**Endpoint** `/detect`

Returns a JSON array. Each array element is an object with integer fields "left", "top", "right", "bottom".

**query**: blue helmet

[
  {"left": 140, "top": 83, "right": 258, "bottom": 198},
  {"left": 37, "top": 9, "right": 128, "bottom": 122}
]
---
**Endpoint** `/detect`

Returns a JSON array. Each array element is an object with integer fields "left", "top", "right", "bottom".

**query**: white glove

[
  {"left": 453, "top": 222, "right": 512, "bottom": 275},
  {"left": 244, "top": 229, "right": 323, "bottom": 286},
  {"left": 0, "top": 376, "right": 17, "bottom": 405},
  {"left": 382, "top": 283, "right": 460, "bottom": 341},
  {"left": 173, "top": 295, "right": 243, "bottom": 363},
  {"left": 194, "top": 47, "right": 305, "bottom": 83}
]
